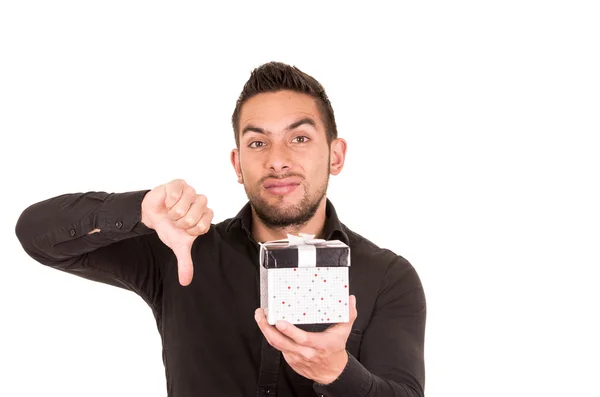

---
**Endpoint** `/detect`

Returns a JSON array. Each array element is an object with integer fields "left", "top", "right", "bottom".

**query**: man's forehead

[{"left": 239, "top": 91, "right": 322, "bottom": 128}]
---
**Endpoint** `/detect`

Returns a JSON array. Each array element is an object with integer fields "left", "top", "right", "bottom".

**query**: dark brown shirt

[{"left": 15, "top": 190, "right": 426, "bottom": 397}]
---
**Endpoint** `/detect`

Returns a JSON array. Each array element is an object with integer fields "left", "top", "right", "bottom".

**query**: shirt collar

[{"left": 225, "top": 198, "right": 350, "bottom": 245}]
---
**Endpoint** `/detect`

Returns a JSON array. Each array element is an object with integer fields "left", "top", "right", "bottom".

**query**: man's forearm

[
  {"left": 15, "top": 190, "right": 153, "bottom": 264},
  {"left": 312, "top": 353, "right": 423, "bottom": 397}
]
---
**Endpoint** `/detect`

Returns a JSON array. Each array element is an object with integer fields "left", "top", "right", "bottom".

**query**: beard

[{"left": 243, "top": 168, "right": 329, "bottom": 229}]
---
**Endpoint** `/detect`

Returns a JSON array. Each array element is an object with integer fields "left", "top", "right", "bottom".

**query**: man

[{"left": 15, "top": 62, "right": 426, "bottom": 397}]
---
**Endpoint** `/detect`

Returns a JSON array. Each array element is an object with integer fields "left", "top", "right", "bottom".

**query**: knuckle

[
  {"left": 302, "top": 333, "right": 316, "bottom": 347},
  {"left": 166, "top": 188, "right": 181, "bottom": 202},
  {"left": 197, "top": 194, "right": 208, "bottom": 206},
  {"left": 169, "top": 179, "right": 186, "bottom": 192},
  {"left": 168, "top": 179, "right": 181, "bottom": 189},
  {"left": 301, "top": 349, "right": 316, "bottom": 362},
  {"left": 198, "top": 222, "right": 210, "bottom": 234},
  {"left": 299, "top": 334, "right": 310, "bottom": 346},
  {"left": 189, "top": 221, "right": 208, "bottom": 235},
  {"left": 186, "top": 185, "right": 196, "bottom": 196}
]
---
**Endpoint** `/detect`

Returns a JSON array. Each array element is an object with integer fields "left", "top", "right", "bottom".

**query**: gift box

[{"left": 259, "top": 233, "right": 351, "bottom": 325}]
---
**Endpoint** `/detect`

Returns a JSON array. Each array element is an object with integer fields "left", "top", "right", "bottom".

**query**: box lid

[{"left": 259, "top": 233, "right": 350, "bottom": 269}]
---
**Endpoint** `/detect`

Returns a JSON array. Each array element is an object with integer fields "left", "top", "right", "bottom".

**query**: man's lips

[
  {"left": 263, "top": 178, "right": 301, "bottom": 195},
  {"left": 263, "top": 178, "right": 301, "bottom": 189}
]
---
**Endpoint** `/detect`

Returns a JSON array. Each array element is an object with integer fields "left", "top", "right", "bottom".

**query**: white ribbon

[
  {"left": 261, "top": 233, "right": 326, "bottom": 267},
  {"left": 286, "top": 233, "right": 327, "bottom": 246},
  {"left": 287, "top": 233, "right": 325, "bottom": 267},
  {"left": 261, "top": 233, "right": 327, "bottom": 246}
]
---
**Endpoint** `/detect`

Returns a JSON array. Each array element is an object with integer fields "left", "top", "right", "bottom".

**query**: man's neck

[{"left": 251, "top": 199, "right": 328, "bottom": 243}]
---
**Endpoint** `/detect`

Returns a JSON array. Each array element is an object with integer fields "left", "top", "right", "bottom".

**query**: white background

[{"left": 1, "top": 1, "right": 599, "bottom": 396}]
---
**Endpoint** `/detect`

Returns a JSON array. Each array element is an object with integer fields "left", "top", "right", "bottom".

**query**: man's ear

[
  {"left": 329, "top": 138, "right": 347, "bottom": 176},
  {"left": 231, "top": 148, "right": 243, "bottom": 184}
]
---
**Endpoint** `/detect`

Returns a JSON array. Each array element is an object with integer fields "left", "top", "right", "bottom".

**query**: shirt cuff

[
  {"left": 313, "top": 352, "right": 373, "bottom": 397},
  {"left": 96, "top": 190, "right": 154, "bottom": 239}
]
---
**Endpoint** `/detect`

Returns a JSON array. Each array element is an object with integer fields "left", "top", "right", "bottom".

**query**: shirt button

[
  {"left": 69, "top": 228, "right": 76, "bottom": 236},
  {"left": 115, "top": 221, "right": 123, "bottom": 229}
]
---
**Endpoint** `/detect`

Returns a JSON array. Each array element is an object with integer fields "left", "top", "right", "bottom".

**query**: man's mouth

[{"left": 263, "top": 178, "right": 301, "bottom": 195}]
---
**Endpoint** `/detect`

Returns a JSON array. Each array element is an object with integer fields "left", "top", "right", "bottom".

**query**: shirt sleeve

[
  {"left": 15, "top": 190, "right": 167, "bottom": 312},
  {"left": 312, "top": 256, "right": 427, "bottom": 397}
]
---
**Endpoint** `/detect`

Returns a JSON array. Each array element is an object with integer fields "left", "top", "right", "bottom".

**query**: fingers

[
  {"left": 173, "top": 194, "right": 210, "bottom": 230},
  {"left": 255, "top": 309, "right": 320, "bottom": 363},
  {"left": 349, "top": 294, "right": 358, "bottom": 323},
  {"left": 255, "top": 309, "right": 298, "bottom": 351},
  {"left": 167, "top": 183, "right": 197, "bottom": 221},
  {"left": 172, "top": 242, "right": 194, "bottom": 286},
  {"left": 163, "top": 180, "right": 213, "bottom": 236},
  {"left": 275, "top": 320, "right": 316, "bottom": 348},
  {"left": 164, "top": 179, "right": 188, "bottom": 209},
  {"left": 186, "top": 207, "right": 214, "bottom": 236},
  {"left": 255, "top": 295, "right": 359, "bottom": 351}
]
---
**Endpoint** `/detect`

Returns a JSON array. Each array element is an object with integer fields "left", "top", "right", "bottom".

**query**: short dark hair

[{"left": 231, "top": 62, "right": 338, "bottom": 147}]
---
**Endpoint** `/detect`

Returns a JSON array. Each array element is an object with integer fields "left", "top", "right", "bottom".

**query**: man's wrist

[
  {"left": 313, "top": 353, "right": 373, "bottom": 397},
  {"left": 314, "top": 350, "right": 349, "bottom": 385},
  {"left": 140, "top": 191, "right": 154, "bottom": 230}
]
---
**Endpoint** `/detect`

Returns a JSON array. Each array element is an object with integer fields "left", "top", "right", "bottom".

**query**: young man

[{"left": 15, "top": 62, "right": 426, "bottom": 397}]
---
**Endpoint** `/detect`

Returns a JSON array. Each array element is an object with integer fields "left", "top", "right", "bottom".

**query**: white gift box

[{"left": 259, "top": 233, "right": 351, "bottom": 325}]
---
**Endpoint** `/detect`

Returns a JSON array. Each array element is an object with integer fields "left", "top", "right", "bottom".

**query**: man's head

[
  {"left": 232, "top": 62, "right": 338, "bottom": 148},
  {"left": 230, "top": 62, "right": 347, "bottom": 229}
]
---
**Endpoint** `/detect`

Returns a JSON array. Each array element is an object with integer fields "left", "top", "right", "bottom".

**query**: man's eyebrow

[
  {"left": 241, "top": 125, "right": 266, "bottom": 135},
  {"left": 285, "top": 117, "right": 317, "bottom": 131},
  {"left": 241, "top": 117, "right": 317, "bottom": 137}
]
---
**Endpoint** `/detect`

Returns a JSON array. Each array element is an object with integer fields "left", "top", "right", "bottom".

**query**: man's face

[{"left": 231, "top": 90, "right": 339, "bottom": 228}]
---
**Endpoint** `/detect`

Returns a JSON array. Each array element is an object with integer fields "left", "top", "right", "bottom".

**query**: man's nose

[{"left": 266, "top": 143, "right": 292, "bottom": 173}]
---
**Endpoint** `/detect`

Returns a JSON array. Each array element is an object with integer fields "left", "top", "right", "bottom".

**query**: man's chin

[
  {"left": 260, "top": 191, "right": 302, "bottom": 205},
  {"left": 257, "top": 212, "right": 307, "bottom": 229},
  {"left": 258, "top": 204, "right": 301, "bottom": 220},
  {"left": 250, "top": 200, "right": 303, "bottom": 227}
]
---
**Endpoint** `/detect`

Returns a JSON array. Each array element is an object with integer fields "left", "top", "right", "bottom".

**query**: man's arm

[
  {"left": 14, "top": 190, "right": 167, "bottom": 311},
  {"left": 313, "top": 256, "right": 427, "bottom": 397}
]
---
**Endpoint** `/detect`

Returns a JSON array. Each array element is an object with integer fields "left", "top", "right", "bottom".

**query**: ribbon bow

[
  {"left": 262, "top": 232, "right": 327, "bottom": 246},
  {"left": 286, "top": 233, "right": 327, "bottom": 246}
]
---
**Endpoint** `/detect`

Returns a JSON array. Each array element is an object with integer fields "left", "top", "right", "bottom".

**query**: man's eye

[
  {"left": 293, "top": 136, "right": 310, "bottom": 143},
  {"left": 249, "top": 141, "right": 265, "bottom": 148}
]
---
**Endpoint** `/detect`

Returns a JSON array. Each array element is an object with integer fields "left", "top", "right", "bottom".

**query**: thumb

[{"left": 172, "top": 243, "right": 194, "bottom": 286}]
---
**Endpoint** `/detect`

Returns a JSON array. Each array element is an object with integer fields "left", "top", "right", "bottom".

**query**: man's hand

[
  {"left": 255, "top": 295, "right": 358, "bottom": 385},
  {"left": 141, "top": 179, "right": 213, "bottom": 286}
]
